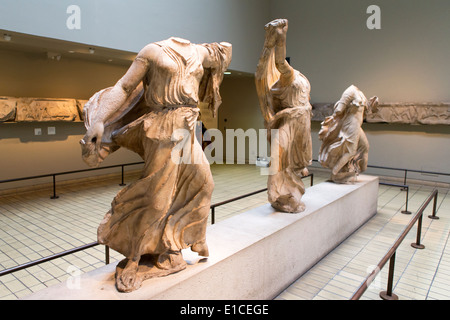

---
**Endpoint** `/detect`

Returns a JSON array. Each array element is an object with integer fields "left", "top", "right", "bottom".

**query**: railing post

[
  {"left": 310, "top": 173, "right": 314, "bottom": 186},
  {"left": 428, "top": 191, "right": 439, "bottom": 220},
  {"left": 211, "top": 207, "right": 215, "bottom": 225},
  {"left": 105, "top": 245, "right": 110, "bottom": 264},
  {"left": 411, "top": 213, "right": 425, "bottom": 249},
  {"left": 119, "top": 165, "right": 126, "bottom": 186},
  {"left": 50, "top": 174, "right": 59, "bottom": 199},
  {"left": 379, "top": 253, "right": 399, "bottom": 300},
  {"left": 401, "top": 170, "right": 408, "bottom": 190},
  {"left": 401, "top": 186, "right": 411, "bottom": 214}
]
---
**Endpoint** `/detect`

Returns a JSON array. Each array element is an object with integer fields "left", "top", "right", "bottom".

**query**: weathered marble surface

[
  {"left": 0, "top": 97, "right": 16, "bottom": 122},
  {"left": 80, "top": 37, "right": 232, "bottom": 293},
  {"left": 312, "top": 101, "right": 450, "bottom": 125},
  {"left": 255, "top": 19, "right": 312, "bottom": 213},
  {"left": 16, "top": 98, "right": 81, "bottom": 122},
  {"left": 365, "top": 102, "right": 450, "bottom": 125},
  {"left": 318, "top": 85, "right": 377, "bottom": 183}
]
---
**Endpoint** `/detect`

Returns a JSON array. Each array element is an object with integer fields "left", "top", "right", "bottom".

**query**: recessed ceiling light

[
  {"left": 3, "top": 34, "right": 11, "bottom": 41},
  {"left": 89, "top": 48, "right": 95, "bottom": 54}
]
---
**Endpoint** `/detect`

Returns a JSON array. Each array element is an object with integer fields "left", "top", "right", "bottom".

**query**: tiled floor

[{"left": 0, "top": 164, "right": 449, "bottom": 300}]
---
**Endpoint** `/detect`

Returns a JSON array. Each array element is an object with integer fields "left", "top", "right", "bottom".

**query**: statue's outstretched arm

[{"left": 83, "top": 44, "right": 157, "bottom": 144}]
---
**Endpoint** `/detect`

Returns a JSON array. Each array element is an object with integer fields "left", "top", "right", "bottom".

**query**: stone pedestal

[{"left": 24, "top": 175, "right": 378, "bottom": 300}]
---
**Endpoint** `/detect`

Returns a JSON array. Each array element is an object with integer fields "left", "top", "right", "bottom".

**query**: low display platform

[{"left": 24, "top": 175, "right": 378, "bottom": 300}]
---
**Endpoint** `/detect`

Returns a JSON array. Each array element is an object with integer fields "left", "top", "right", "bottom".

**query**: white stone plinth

[{"left": 24, "top": 175, "right": 378, "bottom": 300}]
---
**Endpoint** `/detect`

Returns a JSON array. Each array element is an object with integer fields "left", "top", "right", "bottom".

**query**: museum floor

[{"left": 0, "top": 164, "right": 449, "bottom": 300}]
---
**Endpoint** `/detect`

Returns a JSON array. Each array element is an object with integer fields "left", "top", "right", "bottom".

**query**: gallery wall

[
  {"left": 0, "top": 0, "right": 449, "bottom": 188},
  {"left": 0, "top": 48, "right": 142, "bottom": 188}
]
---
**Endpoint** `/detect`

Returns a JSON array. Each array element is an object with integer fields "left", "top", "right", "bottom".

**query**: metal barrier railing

[
  {"left": 351, "top": 189, "right": 439, "bottom": 300},
  {"left": 0, "top": 173, "right": 314, "bottom": 277},
  {"left": 0, "top": 161, "right": 145, "bottom": 199},
  {"left": 0, "top": 242, "right": 100, "bottom": 277},
  {"left": 368, "top": 165, "right": 450, "bottom": 187},
  {"left": 210, "top": 173, "right": 314, "bottom": 224},
  {"left": 310, "top": 159, "right": 450, "bottom": 187},
  {"left": 2, "top": 160, "right": 448, "bottom": 200},
  {"left": 379, "top": 182, "right": 411, "bottom": 214},
  {"left": 0, "top": 161, "right": 445, "bottom": 296}
]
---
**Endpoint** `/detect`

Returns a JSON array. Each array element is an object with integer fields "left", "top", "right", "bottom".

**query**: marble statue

[
  {"left": 318, "top": 85, "right": 378, "bottom": 183},
  {"left": 79, "top": 37, "right": 232, "bottom": 292},
  {"left": 255, "top": 19, "right": 312, "bottom": 213}
]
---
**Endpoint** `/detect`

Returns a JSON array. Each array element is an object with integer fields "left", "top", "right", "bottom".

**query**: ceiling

[
  {"left": 0, "top": 29, "right": 136, "bottom": 66},
  {"left": 0, "top": 29, "right": 253, "bottom": 78}
]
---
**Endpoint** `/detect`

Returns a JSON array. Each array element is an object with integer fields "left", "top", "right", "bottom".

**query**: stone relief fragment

[
  {"left": 312, "top": 101, "right": 450, "bottom": 125},
  {"left": 365, "top": 102, "right": 450, "bottom": 125},
  {"left": 15, "top": 98, "right": 81, "bottom": 122}
]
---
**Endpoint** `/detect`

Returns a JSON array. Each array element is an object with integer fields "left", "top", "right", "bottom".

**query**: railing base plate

[
  {"left": 411, "top": 243, "right": 425, "bottom": 249},
  {"left": 379, "top": 291, "right": 399, "bottom": 300}
]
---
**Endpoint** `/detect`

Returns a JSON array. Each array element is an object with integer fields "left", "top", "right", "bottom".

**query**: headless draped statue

[
  {"left": 255, "top": 19, "right": 313, "bottom": 213},
  {"left": 80, "top": 37, "right": 232, "bottom": 292},
  {"left": 318, "top": 85, "right": 378, "bottom": 183}
]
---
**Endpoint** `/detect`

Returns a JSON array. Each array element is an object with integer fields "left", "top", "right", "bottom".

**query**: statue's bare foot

[
  {"left": 192, "top": 239, "right": 209, "bottom": 257},
  {"left": 156, "top": 251, "right": 187, "bottom": 270},
  {"left": 117, "top": 259, "right": 141, "bottom": 292}
]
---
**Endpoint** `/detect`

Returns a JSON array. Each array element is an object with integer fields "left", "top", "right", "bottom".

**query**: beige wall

[
  {"left": 0, "top": 47, "right": 128, "bottom": 99},
  {"left": 218, "top": 76, "right": 267, "bottom": 164},
  {"left": 0, "top": 0, "right": 271, "bottom": 74},
  {"left": 0, "top": 48, "right": 142, "bottom": 189},
  {"left": 1, "top": 0, "right": 449, "bottom": 189},
  {"left": 217, "top": 75, "right": 450, "bottom": 183}
]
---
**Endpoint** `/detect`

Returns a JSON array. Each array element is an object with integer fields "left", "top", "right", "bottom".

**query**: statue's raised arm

[
  {"left": 80, "top": 45, "right": 161, "bottom": 167},
  {"left": 255, "top": 19, "right": 313, "bottom": 213}
]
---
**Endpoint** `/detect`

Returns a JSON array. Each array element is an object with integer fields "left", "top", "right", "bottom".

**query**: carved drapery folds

[
  {"left": 318, "top": 85, "right": 378, "bottom": 183},
  {"left": 255, "top": 19, "right": 313, "bottom": 213}
]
